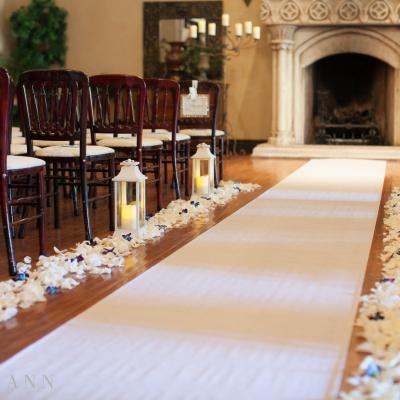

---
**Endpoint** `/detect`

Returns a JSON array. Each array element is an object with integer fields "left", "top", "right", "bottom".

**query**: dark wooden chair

[
  {"left": 17, "top": 70, "right": 115, "bottom": 242},
  {"left": 179, "top": 81, "right": 223, "bottom": 186},
  {"left": 0, "top": 68, "right": 46, "bottom": 275},
  {"left": 89, "top": 74, "right": 163, "bottom": 211},
  {"left": 143, "top": 78, "right": 189, "bottom": 199}
]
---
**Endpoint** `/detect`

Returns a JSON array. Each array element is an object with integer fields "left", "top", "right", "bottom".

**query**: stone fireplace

[
  {"left": 309, "top": 53, "right": 391, "bottom": 145},
  {"left": 259, "top": 0, "right": 400, "bottom": 146}
]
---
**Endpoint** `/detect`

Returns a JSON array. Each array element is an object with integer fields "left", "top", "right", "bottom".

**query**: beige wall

[
  {"left": 2, "top": 0, "right": 271, "bottom": 141},
  {"left": 224, "top": 1, "right": 271, "bottom": 140}
]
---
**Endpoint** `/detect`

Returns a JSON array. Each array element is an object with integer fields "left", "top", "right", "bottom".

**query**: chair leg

[
  {"left": 1, "top": 176, "right": 17, "bottom": 275},
  {"left": 108, "top": 158, "right": 115, "bottom": 231},
  {"left": 72, "top": 167, "right": 80, "bottom": 217},
  {"left": 62, "top": 164, "right": 69, "bottom": 198},
  {"left": 219, "top": 137, "right": 224, "bottom": 183},
  {"left": 80, "top": 160, "right": 93, "bottom": 242},
  {"left": 53, "top": 161, "right": 60, "bottom": 229},
  {"left": 37, "top": 168, "right": 46, "bottom": 256},
  {"left": 211, "top": 137, "right": 218, "bottom": 188},
  {"left": 178, "top": 143, "right": 184, "bottom": 185},
  {"left": 17, "top": 175, "right": 30, "bottom": 239},
  {"left": 164, "top": 146, "right": 168, "bottom": 184},
  {"left": 91, "top": 161, "right": 97, "bottom": 210},
  {"left": 172, "top": 143, "right": 181, "bottom": 199},
  {"left": 185, "top": 141, "right": 190, "bottom": 197},
  {"left": 8, "top": 184, "right": 16, "bottom": 239},
  {"left": 46, "top": 178, "right": 51, "bottom": 207},
  {"left": 157, "top": 148, "right": 162, "bottom": 210}
]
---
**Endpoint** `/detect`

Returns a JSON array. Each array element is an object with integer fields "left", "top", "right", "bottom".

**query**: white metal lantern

[
  {"left": 191, "top": 143, "right": 215, "bottom": 196},
  {"left": 113, "top": 160, "right": 147, "bottom": 236}
]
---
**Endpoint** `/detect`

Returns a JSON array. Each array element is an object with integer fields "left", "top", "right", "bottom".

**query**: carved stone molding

[
  {"left": 279, "top": 1, "right": 301, "bottom": 21},
  {"left": 260, "top": 0, "right": 400, "bottom": 25},
  {"left": 269, "top": 25, "right": 297, "bottom": 48},
  {"left": 368, "top": 0, "right": 391, "bottom": 20},
  {"left": 308, "top": 1, "right": 330, "bottom": 21},
  {"left": 338, "top": 0, "right": 360, "bottom": 21},
  {"left": 269, "top": 25, "right": 297, "bottom": 41}
]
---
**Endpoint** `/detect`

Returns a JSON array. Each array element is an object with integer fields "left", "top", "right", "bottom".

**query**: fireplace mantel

[
  {"left": 260, "top": 0, "right": 400, "bottom": 146},
  {"left": 261, "top": 0, "right": 400, "bottom": 26}
]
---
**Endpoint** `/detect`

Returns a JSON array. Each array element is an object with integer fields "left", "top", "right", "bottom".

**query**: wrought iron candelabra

[
  {"left": 187, "top": 14, "right": 261, "bottom": 155},
  {"left": 189, "top": 14, "right": 261, "bottom": 79}
]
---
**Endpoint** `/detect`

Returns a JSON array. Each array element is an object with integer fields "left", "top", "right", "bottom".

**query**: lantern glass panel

[{"left": 139, "top": 180, "right": 146, "bottom": 228}]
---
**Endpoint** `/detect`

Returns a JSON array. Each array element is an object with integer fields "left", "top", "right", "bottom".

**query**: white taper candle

[
  {"left": 253, "top": 26, "right": 261, "bottom": 40},
  {"left": 198, "top": 19, "right": 206, "bottom": 34},
  {"left": 235, "top": 23, "right": 243, "bottom": 37},
  {"left": 222, "top": 14, "right": 230, "bottom": 27},
  {"left": 189, "top": 25, "right": 198, "bottom": 39},
  {"left": 208, "top": 22, "right": 216, "bottom": 36},
  {"left": 244, "top": 21, "right": 252, "bottom": 35}
]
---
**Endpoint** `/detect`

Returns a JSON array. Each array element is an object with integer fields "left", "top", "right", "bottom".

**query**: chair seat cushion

[
  {"left": 12, "top": 137, "right": 26, "bottom": 145},
  {"left": 33, "top": 140, "right": 73, "bottom": 147},
  {"left": 180, "top": 129, "right": 225, "bottom": 137},
  {"left": 11, "top": 144, "right": 40, "bottom": 156},
  {"left": 7, "top": 155, "right": 45, "bottom": 171},
  {"left": 97, "top": 137, "right": 163, "bottom": 148},
  {"left": 94, "top": 133, "right": 134, "bottom": 141},
  {"left": 143, "top": 129, "right": 169, "bottom": 134},
  {"left": 12, "top": 127, "right": 23, "bottom": 138},
  {"left": 35, "top": 145, "right": 115, "bottom": 158},
  {"left": 31, "top": 129, "right": 92, "bottom": 146},
  {"left": 143, "top": 132, "right": 190, "bottom": 142}
]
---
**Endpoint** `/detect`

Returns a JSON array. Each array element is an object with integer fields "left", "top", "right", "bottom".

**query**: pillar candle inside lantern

[
  {"left": 195, "top": 175, "right": 209, "bottom": 195},
  {"left": 121, "top": 204, "right": 137, "bottom": 231}
]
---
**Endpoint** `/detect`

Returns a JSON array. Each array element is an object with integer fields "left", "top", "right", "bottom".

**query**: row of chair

[{"left": 0, "top": 69, "right": 224, "bottom": 275}]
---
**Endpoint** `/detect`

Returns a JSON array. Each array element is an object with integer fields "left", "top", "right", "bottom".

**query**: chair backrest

[
  {"left": 0, "top": 68, "right": 13, "bottom": 176},
  {"left": 143, "top": 78, "right": 180, "bottom": 137},
  {"left": 178, "top": 81, "right": 220, "bottom": 134},
  {"left": 17, "top": 70, "right": 89, "bottom": 157},
  {"left": 89, "top": 75, "right": 146, "bottom": 144}
]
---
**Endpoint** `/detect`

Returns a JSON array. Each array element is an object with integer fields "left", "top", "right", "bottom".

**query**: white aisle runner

[{"left": 0, "top": 159, "right": 386, "bottom": 400}]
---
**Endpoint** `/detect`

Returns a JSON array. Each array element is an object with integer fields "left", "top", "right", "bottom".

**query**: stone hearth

[
  {"left": 256, "top": 0, "right": 400, "bottom": 153},
  {"left": 252, "top": 143, "right": 400, "bottom": 159}
]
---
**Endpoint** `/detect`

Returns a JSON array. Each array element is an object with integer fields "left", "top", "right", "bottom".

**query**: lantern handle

[{"left": 120, "top": 159, "right": 139, "bottom": 167}]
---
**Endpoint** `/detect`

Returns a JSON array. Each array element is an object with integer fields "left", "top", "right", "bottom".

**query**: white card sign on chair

[{"left": 180, "top": 94, "right": 210, "bottom": 118}]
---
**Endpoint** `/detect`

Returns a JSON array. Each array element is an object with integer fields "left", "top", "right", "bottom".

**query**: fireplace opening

[{"left": 306, "top": 53, "right": 393, "bottom": 145}]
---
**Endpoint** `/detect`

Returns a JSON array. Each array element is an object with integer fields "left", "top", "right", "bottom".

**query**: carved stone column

[{"left": 269, "top": 25, "right": 296, "bottom": 145}]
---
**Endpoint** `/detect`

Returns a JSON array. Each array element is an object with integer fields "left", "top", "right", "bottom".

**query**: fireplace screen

[{"left": 312, "top": 54, "right": 387, "bottom": 145}]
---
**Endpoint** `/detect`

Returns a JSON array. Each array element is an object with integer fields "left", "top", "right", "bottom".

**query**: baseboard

[{"left": 225, "top": 139, "right": 265, "bottom": 155}]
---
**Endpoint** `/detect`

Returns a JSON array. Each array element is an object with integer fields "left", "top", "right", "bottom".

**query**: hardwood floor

[
  {"left": 339, "top": 160, "right": 396, "bottom": 394},
  {"left": 0, "top": 156, "right": 305, "bottom": 362},
  {"left": 0, "top": 155, "right": 396, "bottom": 398}
]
